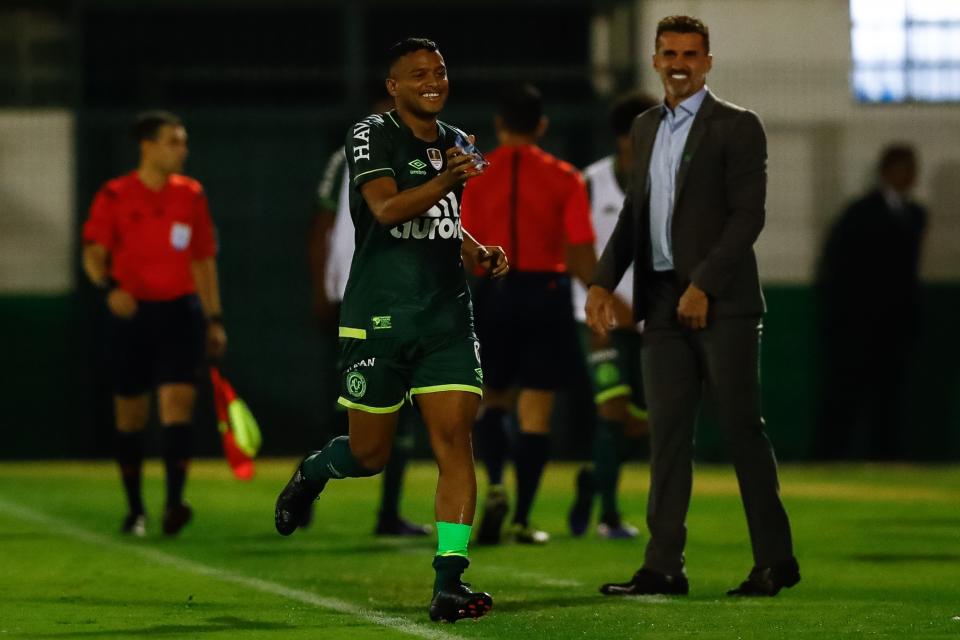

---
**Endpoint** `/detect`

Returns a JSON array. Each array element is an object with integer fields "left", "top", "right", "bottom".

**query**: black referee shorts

[
  {"left": 473, "top": 271, "right": 580, "bottom": 391},
  {"left": 107, "top": 294, "right": 206, "bottom": 396}
]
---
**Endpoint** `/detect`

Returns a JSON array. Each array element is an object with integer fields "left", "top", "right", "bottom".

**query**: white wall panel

[
  {"left": 635, "top": 0, "right": 960, "bottom": 281},
  {"left": 0, "top": 110, "right": 74, "bottom": 293}
]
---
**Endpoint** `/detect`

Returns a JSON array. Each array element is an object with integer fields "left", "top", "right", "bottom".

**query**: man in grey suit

[{"left": 585, "top": 15, "right": 799, "bottom": 597}]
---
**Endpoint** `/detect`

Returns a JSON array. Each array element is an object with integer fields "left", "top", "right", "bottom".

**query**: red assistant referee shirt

[
  {"left": 82, "top": 172, "right": 217, "bottom": 301},
  {"left": 460, "top": 144, "right": 594, "bottom": 273}
]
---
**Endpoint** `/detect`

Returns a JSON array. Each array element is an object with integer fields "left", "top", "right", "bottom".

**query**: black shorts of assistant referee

[
  {"left": 473, "top": 271, "right": 581, "bottom": 391},
  {"left": 108, "top": 294, "right": 206, "bottom": 396}
]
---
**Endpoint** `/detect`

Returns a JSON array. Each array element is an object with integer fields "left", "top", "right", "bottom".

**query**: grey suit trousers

[{"left": 640, "top": 271, "right": 793, "bottom": 575}]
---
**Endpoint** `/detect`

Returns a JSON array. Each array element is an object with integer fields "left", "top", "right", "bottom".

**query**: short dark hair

[
  {"left": 609, "top": 92, "right": 658, "bottom": 137},
  {"left": 497, "top": 83, "right": 543, "bottom": 135},
  {"left": 656, "top": 15, "right": 710, "bottom": 53},
  {"left": 132, "top": 111, "right": 181, "bottom": 142},
  {"left": 879, "top": 144, "right": 917, "bottom": 173},
  {"left": 387, "top": 37, "right": 439, "bottom": 71}
]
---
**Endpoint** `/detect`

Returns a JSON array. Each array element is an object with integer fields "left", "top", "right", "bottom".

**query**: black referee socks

[
  {"left": 162, "top": 423, "right": 191, "bottom": 508},
  {"left": 116, "top": 430, "right": 145, "bottom": 515},
  {"left": 512, "top": 433, "right": 550, "bottom": 527},
  {"left": 474, "top": 408, "right": 510, "bottom": 486}
]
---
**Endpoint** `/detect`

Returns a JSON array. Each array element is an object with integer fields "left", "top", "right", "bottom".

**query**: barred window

[{"left": 851, "top": 0, "right": 960, "bottom": 102}]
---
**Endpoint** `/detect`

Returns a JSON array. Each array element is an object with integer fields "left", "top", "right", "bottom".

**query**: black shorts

[
  {"left": 108, "top": 294, "right": 206, "bottom": 396},
  {"left": 473, "top": 272, "right": 580, "bottom": 391}
]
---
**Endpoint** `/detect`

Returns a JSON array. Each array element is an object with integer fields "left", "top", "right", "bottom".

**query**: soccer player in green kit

[{"left": 275, "top": 37, "right": 507, "bottom": 623}]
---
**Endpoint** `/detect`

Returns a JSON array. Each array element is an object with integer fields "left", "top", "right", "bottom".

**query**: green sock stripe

[{"left": 435, "top": 522, "right": 471, "bottom": 558}]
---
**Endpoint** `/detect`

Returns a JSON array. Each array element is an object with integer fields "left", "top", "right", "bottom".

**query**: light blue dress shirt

[{"left": 648, "top": 86, "right": 708, "bottom": 271}]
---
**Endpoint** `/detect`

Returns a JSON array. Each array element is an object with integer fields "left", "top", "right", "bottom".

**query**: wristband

[{"left": 206, "top": 313, "right": 224, "bottom": 325}]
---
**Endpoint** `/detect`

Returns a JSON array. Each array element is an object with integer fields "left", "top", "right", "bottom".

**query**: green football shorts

[
  {"left": 337, "top": 329, "right": 483, "bottom": 413},
  {"left": 578, "top": 323, "right": 647, "bottom": 419}
]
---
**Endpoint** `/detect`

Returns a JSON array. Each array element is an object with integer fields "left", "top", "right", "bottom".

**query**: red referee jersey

[
  {"left": 461, "top": 144, "right": 594, "bottom": 273},
  {"left": 82, "top": 172, "right": 217, "bottom": 301}
]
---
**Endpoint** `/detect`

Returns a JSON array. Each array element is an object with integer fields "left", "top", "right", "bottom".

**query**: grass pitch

[{"left": 1, "top": 460, "right": 958, "bottom": 639}]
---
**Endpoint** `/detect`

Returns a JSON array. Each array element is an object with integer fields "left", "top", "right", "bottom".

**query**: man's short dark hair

[
  {"left": 387, "top": 37, "right": 439, "bottom": 71},
  {"left": 610, "top": 92, "right": 658, "bottom": 138},
  {"left": 656, "top": 15, "right": 710, "bottom": 53},
  {"left": 497, "top": 83, "right": 543, "bottom": 135},
  {"left": 132, "top": 111, "right": 181, "bottom": 142},
  {"left": 879, "top": 144, "right": 917, "bottom": 173}
]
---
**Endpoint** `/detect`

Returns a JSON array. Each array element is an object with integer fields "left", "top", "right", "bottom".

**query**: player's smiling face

[
  {"left": 652, "top": 31, "right": 712, "bottom": 108},
  {"left": 387, "top": 49, "right": 449, "bottom": 118}
]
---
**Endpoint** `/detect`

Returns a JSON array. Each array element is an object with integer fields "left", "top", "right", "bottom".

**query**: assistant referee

[
  {"left": 82, "top": 111, "right": 227, "bottom": 537},
  {"left": 461, "top": 83, "right": 596, "bottom": 545}
]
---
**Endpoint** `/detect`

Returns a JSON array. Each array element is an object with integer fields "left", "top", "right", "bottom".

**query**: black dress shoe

[
  {"left": 727, "top": 557, "right": 800, "bottom": 596},
  {"left": 600, "top": 568, "right": 689, "bottom": 596}
]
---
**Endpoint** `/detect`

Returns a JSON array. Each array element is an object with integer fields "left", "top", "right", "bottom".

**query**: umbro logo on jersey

[
  {"left": 427, "top": 148, "right": 443, "bottom": 170},
  {"left": 408, "top": 159, "right": 428, "bottom": 175}
]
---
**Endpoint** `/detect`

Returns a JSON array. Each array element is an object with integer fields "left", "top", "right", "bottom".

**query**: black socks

[
  {"left": 116, "top": 431, "right": 144, "bottom": 515},
  {"left": 512, "top": 433, "right": 550, "bottom": 527},
  {"left": 162, "top": 423, "right": 191, "bottom": 508},
  {"left": 474, "top": 407, "right": 510, "bottom": 485}
]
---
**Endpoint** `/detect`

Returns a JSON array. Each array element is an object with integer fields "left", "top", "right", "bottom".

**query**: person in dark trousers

[
  {"left": 461, "top": 83, "right": 596, "bottom": 545},
  {"left": 309, "top": 96, "right": 431, "bottom": 537},
  {"left": 586, "top": 15, "right": 799, "bottom": 597},
  {"left": 813, "top": 145, "right": 927, "bottom": 460},
  {"left": 82, "top": 111, "right": 227, "bottom": 537}
]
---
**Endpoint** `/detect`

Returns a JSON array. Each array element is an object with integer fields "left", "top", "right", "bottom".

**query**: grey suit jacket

[{"left": 592, "top": 90, "right": 767, "bottom": 321}]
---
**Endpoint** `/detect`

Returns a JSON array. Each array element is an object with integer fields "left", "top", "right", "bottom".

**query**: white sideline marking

[{"left": 0, "top": 498, "right": 458, "bottom": 640}]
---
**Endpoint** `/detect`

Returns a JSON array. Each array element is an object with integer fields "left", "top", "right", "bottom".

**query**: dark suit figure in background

[
  {"left": 586, "top": 15, "right": 799, "bottom": 597},
  {"left": 813, "top": 145, "right": 926, "bottom": 460}
]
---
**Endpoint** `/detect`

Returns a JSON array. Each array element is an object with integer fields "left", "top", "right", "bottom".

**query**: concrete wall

[
  {"left": 0, "top": 110, "right": 75, "bottom": 293},
  {"left": 636, "top": 0, "right": 960, "bottom": 282}
]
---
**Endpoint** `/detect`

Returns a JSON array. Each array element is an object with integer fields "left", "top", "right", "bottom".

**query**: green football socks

[
  {"left": 301, "top": 436, "right": 378, "bottom": 486},
  {"left": 434, "top": 522, "right": 472, "bottom": 593},
  {"left": 593, "top": 417, "right": 625, "bottom": 517}
]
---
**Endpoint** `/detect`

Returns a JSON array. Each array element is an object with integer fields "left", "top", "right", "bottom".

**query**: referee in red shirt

[
  {"left": 82, "top": 111, "right": 227, "bottom": 537},
  {"left": 461, "top": 84, "right": 596, "bottom": 545}
]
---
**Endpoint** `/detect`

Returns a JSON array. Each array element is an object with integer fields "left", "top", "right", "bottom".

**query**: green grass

[{"left": 1, "top": 460, "right": 959, "bottom": 639}]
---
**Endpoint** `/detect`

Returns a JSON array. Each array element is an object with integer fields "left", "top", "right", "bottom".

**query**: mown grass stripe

[{"left": 0, "top": 497, "right": 458, "bottom": 640}]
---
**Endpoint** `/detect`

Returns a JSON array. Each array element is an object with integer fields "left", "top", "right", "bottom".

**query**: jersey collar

[{"left": 386, "top": 109, "right": 442, "bottom": 144}]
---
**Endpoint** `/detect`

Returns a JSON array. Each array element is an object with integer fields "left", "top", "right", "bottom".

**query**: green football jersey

[{"left": 340, "top": 109, "right": 474, "bottom": 339}]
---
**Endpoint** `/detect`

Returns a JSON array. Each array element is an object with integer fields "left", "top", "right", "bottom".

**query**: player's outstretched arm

[{"left": 361, "top": 147, "right": 482, "bottom": 227}]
